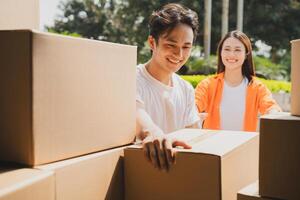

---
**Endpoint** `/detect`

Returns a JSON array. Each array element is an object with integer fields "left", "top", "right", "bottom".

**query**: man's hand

[
  {"left": 142, "top": 132, "right": 191, "bottom": 171},
  {"left": 199, "top": 112, "right": 208, "bottom": 122}
]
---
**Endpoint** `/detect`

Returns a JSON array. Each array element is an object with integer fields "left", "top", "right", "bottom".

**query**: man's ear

[{"left": 148, "top": 35, "right": 156, "bottom": 50}]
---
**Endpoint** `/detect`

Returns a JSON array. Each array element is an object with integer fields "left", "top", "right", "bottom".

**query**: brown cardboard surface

[
  {"left": 0, "top": 0, "right": 39, "bottom": 29},
  {"left": 0, "top": 168, "right": 55, "bottom": 200},
  {"left": 0, "top": 30, "right": 136, "bottom": 166},
  {"left": 237, "top": 181, "right": 276, "bottom": 200},
  {"left": 36, "top": 145, "right": 127, "bottom": 200},
  {"left": 291, "top": 39, "right": 300, "bottom": 116},
  {"left": 259, "top": 113, "right": 300, "bottom": 200},
  {"left": 124, "top": 129, "right": 259, "bottom": 200}
]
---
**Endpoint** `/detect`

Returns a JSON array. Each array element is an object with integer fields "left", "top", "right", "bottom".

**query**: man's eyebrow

[
  {"left": 165, "top": 38, "right": 192, "bottom": 45},
  {"left": 165, "top": 38, "right": 177, "bottom": 43}
]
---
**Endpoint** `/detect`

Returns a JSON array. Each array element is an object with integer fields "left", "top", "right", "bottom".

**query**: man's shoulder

[
  {"left": 136, "top": 64, "right": 147, "bottom": 81},
  {"left": 173, "top": 73, "right": 194, "bottom": 92},
  {"left": 136, "top": 64, "right": 144, "bottom": 75}
]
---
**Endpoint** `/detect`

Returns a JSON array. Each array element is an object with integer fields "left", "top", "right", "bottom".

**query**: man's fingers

[
  {"left": 163, "top": 139, "right": 173, "bottom": 169},
  {"left": 154, "top": 139, "right": 167, "bottom": 171},
  {"left": 171, "top": 140, "right": 192, "bottom": 164},
  {"left": 142, "top": 135, "right": 153, "bottom": 162},
  {"left": 172, "top": 140, "right": 192, "bottom": 149},
  {"left": 148, "top": 142, "right": 159, "bottom": 168},
  {"left": 198, "top": 112, "right": 208, "bottom": 120},
  {"left": 142, "top": 142, "right": 151, "bottom": 162},
  {"left": 140, "top": 131, "right": 150, "bottom": 141},
  {"left": 142, "top": 135, "right": 188, "bottom": 171}
]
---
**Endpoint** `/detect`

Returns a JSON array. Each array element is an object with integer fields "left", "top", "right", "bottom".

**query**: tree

[{"left": 49, "top": 0, "right": 300, "bottom": 65}]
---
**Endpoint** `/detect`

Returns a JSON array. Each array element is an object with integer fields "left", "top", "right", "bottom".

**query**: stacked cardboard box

[
  {"left": 125, "top": 129, "right": 259, "bottom": 200},
  {"left": 0, "top": 146, "right": 128, "bottom": 200},
  {"left": 258, "top": 113, "right": 300, "bottom": 200},
  {"left": 0, "top": 30, "right": 136, "bottom": 166},
  {"left": 291, "top": 39, "right": 300, "bottom": 116},
  {"left": 35, "top": 146, "right": 127, "bottom": 200},
  {"left": 0, "top": 0, "right": 39, "bottom": 30},
  {"left": 238, "top": 39, "right": 300, "bottom": 200},
  {"left": 0, "top": 29, "right": 136, "bottom": 199},
  {"left": 237, "top": 182, "right": 275, "bottom": 200},
  {"left": 0, "top": 167, "right": 55, "bottom": 200},
  {"left": 238, "top": 114, "right": 300, "bottom": 200}
]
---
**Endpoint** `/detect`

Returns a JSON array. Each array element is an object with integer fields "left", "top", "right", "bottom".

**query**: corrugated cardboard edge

[
  {"left": 0, "top": 169, "right": 54, "bottom": 198},
  {"left": 291, "top": 39, "right": 300, "bottom": 116},
  {"left": 291, "top": 39, "right": 300, "bottom": 43},
  {"left": 29, "top": 30, "right": 35, "bottom": 166},
  {"left": 221, "top": 133, "right": 259, "bottom": 200},
  {"left": 31, "top": 29, "right": 137, "bottom": 49},
  {"left": 0, "top": 30, "right": 35, "bottom": 166}
]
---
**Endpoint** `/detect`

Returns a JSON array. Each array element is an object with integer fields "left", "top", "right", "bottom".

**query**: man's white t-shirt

[
  {"left": 220, "top": 77, "right": 248, "bottom": 131},
  {"left": 136, "top": 64, "right": 200, "bottom": 134}
]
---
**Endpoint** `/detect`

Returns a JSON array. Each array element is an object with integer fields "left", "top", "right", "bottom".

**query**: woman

[{"left": 195, "top": 30, "right": 281, "bottom": 132}]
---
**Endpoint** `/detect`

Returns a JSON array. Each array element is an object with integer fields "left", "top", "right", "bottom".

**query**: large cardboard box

[
  {"left": 36, "top": 146, "right": 127, "bottom": 200},
  {"left": 125, "top": 129, "right": 259, "bottom": 200},
  {"left": 0, "top": 30, "right": 136, "bottom": 166},
  {"left": 291, "top": 39, "right": 300, "bottom": 116},
  {"left": 0, "top": 167, "right": 55, "bottom": 200},
  {"left": 237, "top": 182, "right": 275, "bottom": 200},
  {"left": 259, "top": 113, "right": 300, "bottom": 200},
  {"left": 0, "top": 0, "right": 39, "bottom": 30}
]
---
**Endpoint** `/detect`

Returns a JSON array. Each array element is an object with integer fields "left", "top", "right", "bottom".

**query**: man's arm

[
  {"left": 136, "top": 101, "right": 164, "bottom": 140},
  {"left": 185, "top": 112, "right": 208, "bottom": 129},
  {"left": 136, "top": 101, "right": 191, "bottom": 171}
]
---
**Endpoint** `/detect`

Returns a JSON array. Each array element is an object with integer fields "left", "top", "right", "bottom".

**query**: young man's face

[{"left": 148, "top": 23, "right": 194, "bottom": 74}]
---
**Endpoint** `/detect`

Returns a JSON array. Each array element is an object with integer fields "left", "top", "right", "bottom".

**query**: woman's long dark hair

[{"left": 217, "top": 30, "right": 255, "bottom": 83}]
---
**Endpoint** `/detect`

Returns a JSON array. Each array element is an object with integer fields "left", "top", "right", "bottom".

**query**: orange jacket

[{"left": 195, "top": 73, "right": 281, "bottom": 132}]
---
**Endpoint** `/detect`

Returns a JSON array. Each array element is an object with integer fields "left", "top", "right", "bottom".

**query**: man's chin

[{"left": 166, "top": 64, "right": 182, "bottom": 73}]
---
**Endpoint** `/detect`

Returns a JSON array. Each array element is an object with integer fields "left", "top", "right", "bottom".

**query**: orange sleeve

[
  {"left": 257, "top": 83, "right": 282, "bottom": 114},
  {"left": 195, "top": 78, "right": 210, "bottom": 113}
]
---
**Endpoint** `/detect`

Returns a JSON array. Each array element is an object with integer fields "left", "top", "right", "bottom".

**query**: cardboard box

[
  {"left": 0, "top": 0, "right": 39, "bottom": 30},
  {"left": 36, "top": 146, "right": 127, "bottom": 200},
  {"left": 237, "top": 181, "right": 275, "bottom": 200},
  {"left": 0, "top": 167, "right": 55, "bottom": 200},
  {"left": 259, "top": 113, "right": 300, "bottom": 200},
  {"left": 0, "top": 30, "right": 136, "bottom": 166},
  {"left": 291, "top": 39, "right": 300, "bottom": 116},
  {"left": 125, "top": 129, "right": 259, "bottom": 200}
]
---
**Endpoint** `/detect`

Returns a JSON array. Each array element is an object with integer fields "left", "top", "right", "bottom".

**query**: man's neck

[
  {"left": 145, "top": 60, "right": 172, "bottom": 86},
  {"left": 224, "top": 68, "right": 244, "bottom": 87}
]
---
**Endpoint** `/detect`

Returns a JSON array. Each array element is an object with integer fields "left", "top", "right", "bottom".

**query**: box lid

[{"left": 130, "top": 129, "right": 258, "bottom": 157}]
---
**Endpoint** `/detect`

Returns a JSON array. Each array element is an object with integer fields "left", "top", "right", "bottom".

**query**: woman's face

[{"left": 221, "top": 37, "right": 246, "bottom": 72}]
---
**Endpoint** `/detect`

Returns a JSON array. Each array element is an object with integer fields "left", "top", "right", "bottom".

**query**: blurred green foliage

[{"left": 181, "top": 75, "right": 291, "bottom": 93}]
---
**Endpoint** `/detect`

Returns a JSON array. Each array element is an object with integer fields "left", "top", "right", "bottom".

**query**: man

[{"left": 136, "top": 3, "right": 201, "bottom": 171}]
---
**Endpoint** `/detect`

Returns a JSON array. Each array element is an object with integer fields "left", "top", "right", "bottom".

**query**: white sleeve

[
  {"left": 135, "top": 75, "right": 164, "bottom": 139},
  {"left": 136, "top": 77, "right": 144, "bottom": 105},
  {"left": 185, "top": 84, "right": 201, "bottom": 127},
  {"left": 136, "top": 101, "right": 164, "bottom": 141}
]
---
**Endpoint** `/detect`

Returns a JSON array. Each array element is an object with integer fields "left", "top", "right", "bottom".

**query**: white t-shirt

[
  {"left": 220, "top": 77, "right": 248, "bottom": 131},
  {"left": 136, "top": 64, "right": 200, "bottom": 134}
]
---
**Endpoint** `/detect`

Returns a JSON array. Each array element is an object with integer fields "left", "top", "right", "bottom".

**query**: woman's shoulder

[
  {"left": 249, "top": 77, "right": 271, "bottom": 94},
  {"left": 198, "top": 73, "right": 223, "bottom": 87},
  {"left": 249, "top": 77, "right": 266, "bottom": 88}
]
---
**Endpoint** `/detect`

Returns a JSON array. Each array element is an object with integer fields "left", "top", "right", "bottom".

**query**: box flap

[
  {"left": 291, "top": 39, "right": 300, "bottom": 43},
  {"left": 129, "top": 129, "right": 258, "bottom": 157},
  {"left": 261, "top": 112, "right": 300, "bottom": 121},
  {"left": 238, "top": 181, "right": 259, "bottom": 197}
]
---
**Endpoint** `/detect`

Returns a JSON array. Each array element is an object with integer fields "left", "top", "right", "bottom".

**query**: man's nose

[{"left": 174, "top": 47, "right": 183, "bottom": 58}]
